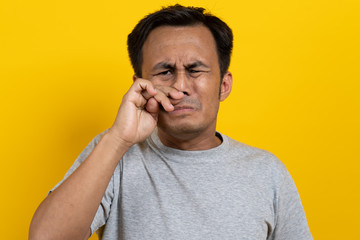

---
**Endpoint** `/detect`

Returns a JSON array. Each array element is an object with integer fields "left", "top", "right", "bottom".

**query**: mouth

[
  {"left": 174, "top": 105, "right": 194, "bottom": 110},
  {"left": 160, "top": 98, "right": 201, "bottom": 114},
  {"left": 171, "top": 105, "right": 196, "bottom": 113}
]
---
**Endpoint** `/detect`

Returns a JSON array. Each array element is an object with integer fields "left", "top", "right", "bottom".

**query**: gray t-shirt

[{"left": 52, "top": 129, "right": 312, "bottom": 240}]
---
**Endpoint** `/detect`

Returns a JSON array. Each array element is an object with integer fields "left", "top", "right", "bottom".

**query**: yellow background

[{"left": 1, "top": 0, "right": 359, "bottom": 239}]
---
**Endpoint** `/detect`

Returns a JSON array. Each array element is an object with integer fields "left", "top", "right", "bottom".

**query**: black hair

[{"left": 127, "top": 4, "right": 233, "bottom": 78}]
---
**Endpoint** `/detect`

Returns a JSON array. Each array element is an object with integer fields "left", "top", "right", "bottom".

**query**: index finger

[
  {"left": 154, "top": 85, "right": 184, "bottom": 100},
  {"left": 132, "top": 78, "right": 158, "bottom": 98}
]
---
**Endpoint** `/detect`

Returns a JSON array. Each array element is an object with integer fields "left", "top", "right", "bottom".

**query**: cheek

[
  {"left": 195, "top": 77, "right": 221, "bottom": 98},
  {"left": 199, "top": 90, "right": 221, "bottom": 113}
]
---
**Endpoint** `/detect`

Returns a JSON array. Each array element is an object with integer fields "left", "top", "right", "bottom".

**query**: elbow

[
  {"left": 29, "top": 217, "right": 90, "bottom": 240},
  {"left": 29, "top": 218, "right": 48, "bottom": 240},
  {"left": 29, "top": 207, "right": 55, "bottom": 240}
]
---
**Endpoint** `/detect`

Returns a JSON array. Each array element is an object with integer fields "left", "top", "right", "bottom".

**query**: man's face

[{"left": 141, "top": 25, "right": 231, "bottom": 137}]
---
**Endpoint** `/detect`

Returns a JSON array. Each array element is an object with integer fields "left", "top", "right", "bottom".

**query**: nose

[{"left": 171, "top": 71, "right": 191, "bottom": 96}]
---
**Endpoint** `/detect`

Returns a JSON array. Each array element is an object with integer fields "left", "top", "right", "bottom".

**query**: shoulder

[
  {"left": 220, "top": 133, "right": 289, "bottom": 181},
  {"left": 222, "top": 133, "right": 279, "bottom": 163},
  {"left": 69, "top": 129, "right": 111, "bottom": 170}
]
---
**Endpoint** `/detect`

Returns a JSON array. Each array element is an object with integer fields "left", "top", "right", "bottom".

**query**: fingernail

[{"left": 168, "top": 103, "right": 174, "bottom": 109}]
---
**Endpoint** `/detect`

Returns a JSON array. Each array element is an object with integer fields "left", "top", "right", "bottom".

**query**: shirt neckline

[{"left": 146, "top": 128, "right": 229, "bottom": 164}]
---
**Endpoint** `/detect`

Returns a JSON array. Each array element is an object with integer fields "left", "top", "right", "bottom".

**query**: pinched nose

[
  {"left": 171, "top": 71, "right": 192, "bottom": 96},
  {"left": 168, "top": 90, "right": 185, "bottom": 100},
  {"left": 170, "top": 98, "right": 182, "bottom": 106}
]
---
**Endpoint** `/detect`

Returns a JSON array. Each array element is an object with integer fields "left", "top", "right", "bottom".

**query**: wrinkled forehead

[
  {"left": 144, "top": 25, "right": 216, "bottom": 50},
  {"left": 142, "top": 25, "right": 219, "bottom": 71}
]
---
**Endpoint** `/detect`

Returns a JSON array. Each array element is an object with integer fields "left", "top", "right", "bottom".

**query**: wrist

[{"left": 104, "top": 129, "right": 134, "bottom": 152}]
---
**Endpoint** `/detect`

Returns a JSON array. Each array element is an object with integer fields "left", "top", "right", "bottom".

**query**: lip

[{"left": 171, "top": 105, "right": 196, "bottom": 114}]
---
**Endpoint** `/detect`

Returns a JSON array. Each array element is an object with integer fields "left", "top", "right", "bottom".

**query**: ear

[
  {"left": 219, "top": 71, "right": 233, "bottom": 101},
  {"left": 132, "top": 74, "right": 138, "bottom": 82}
]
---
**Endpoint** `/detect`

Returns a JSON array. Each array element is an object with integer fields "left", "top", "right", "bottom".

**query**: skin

[
  {"left": 137, "top": 25, "right": 233, "bottom": 150},
  {"left": 29, "top": 25, "right": 232, "bottom": 240}
]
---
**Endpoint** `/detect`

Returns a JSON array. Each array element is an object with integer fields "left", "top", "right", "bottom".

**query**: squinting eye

[
  {"left": 157, "top": 70, "right": 172, "bottom": 75},
  {"left": 189, "top": 69, "right": 203, "bottom": 76}
]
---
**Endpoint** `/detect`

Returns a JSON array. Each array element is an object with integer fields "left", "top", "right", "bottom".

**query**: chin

[
  {"left": 157, "top": 121, "right": 207, "bottom": 137},
  {"left": 157, "top": 113, "right": 217, "bottom": 137}
]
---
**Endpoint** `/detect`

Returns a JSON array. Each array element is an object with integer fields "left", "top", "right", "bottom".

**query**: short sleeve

[
  {"left": 269, "top": 166, "right": 313, "bottom": 240},
  {"left": 90, "top": 167, "right": 115, "bottom": 235},
  {"left": 49, "top": 129, "right": 114, "bottom": 235}
]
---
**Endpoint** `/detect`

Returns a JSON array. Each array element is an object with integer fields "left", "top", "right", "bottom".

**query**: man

[{"left": 29, "top": 4, "right": 312, "bottom": 240}]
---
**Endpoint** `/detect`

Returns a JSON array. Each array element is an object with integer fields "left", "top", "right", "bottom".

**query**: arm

[
  {"left": 29, "top": 79, "right": 184, "bottom": 240},
  {"left": 270, "top": 168, "right": 313, "bottom": 240}
]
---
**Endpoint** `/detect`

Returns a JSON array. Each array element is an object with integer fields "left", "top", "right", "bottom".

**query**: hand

[{"left": 108, "top": 78, "right": 184, "bottom": 148}]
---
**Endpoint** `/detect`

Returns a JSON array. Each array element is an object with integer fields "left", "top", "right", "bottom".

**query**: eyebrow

[
  {"left": 185, "top": 61, "right": 210, "bottom": 69},
  {"left": 152, "top": 62, "right": 175, "bottom": 71},
  {"left": 151, "top": 60, "right": 210, "bottom": 72}
]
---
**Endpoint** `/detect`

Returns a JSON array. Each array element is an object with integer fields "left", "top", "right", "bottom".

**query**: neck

[{"left": 157, "top": 127, "right": 222, "bottom": 151}]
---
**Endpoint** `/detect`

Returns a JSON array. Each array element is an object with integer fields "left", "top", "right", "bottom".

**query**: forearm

[{"left": 29, "top": 132, "right": 129, "bottom": 240}]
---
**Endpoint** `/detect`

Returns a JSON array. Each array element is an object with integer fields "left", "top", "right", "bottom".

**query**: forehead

[{"left": 142, "top": 25, "right": 218, "bottom": 68}]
